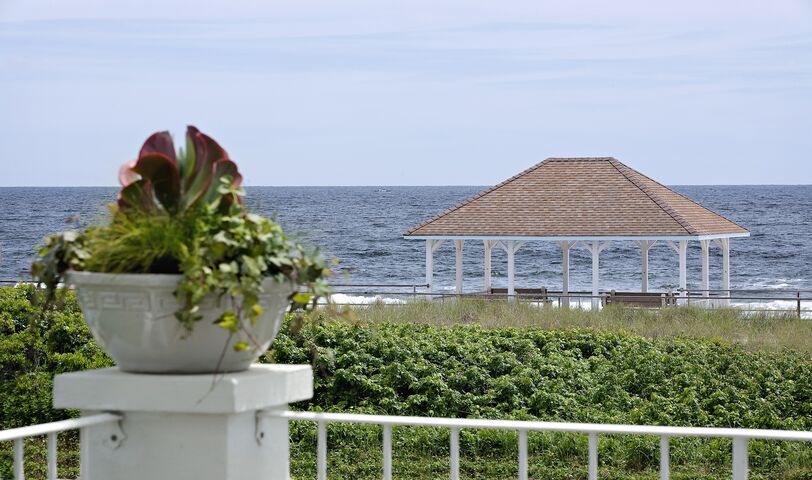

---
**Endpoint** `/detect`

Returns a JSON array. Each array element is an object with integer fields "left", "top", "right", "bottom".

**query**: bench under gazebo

[{"left": 404, "top": 157, "right": 749, "bottom": 308}]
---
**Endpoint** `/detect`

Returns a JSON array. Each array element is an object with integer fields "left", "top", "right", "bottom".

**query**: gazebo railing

[{"left": 322, "top": 284, "right": 812, "bottom": 318}]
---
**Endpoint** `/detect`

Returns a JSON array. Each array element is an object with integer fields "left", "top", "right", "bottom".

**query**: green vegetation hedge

[
  {"left": 2, "top": 286, "right": 811, "bottom": 478},
  {"left": 0, "top": 286, "right": 112, "bottom": 479},
  {"left": 268, "top": 313, "right": 812, "bottom": 478},
  {"left": 270, "top": 316, "right": 812, "bottom": 428}
]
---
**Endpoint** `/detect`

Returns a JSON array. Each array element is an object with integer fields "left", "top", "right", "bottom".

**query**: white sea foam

[
  {"left": 324, "top": 293, "right": 406, "bottom": 306},
  {"left": 321, "top": 293, "right": 809, "bottom": 317},
  {"left": 731, "top": 300, "right": 812, "bottom": 319}
]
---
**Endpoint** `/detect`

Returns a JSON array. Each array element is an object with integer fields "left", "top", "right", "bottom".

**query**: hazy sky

[{"left": 1, "top": 1, "right": 811, "bottom": 186}]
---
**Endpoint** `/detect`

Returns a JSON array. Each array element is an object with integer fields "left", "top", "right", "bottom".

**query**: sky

[{"left": 0, "top": 0, "right": 811, "bottom": 186}]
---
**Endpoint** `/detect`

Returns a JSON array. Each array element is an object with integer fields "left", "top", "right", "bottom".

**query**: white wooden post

[
  {"left": 426, "top": 240, "right": 433, "bottom": 291},
  {"left": 53, "top": 365, "right": 313, "bottom": 480},
  {"left": 506, "top": 240, "right": 516, "bottom": 299},
  {"left": 700, "top": 239, "right": 710, "bottom": 298},
  {"left": 591, "top": 241, "right": 600, "bottom": 310},
  {"left": 716, "top": 237, "right": 731, "bottom": 306},
  {"left": 426, "top": 239, "right": 443, "bottom": 293},
  {"left": 636, "top": 240, "right": 655, "bottom": 293},
  {"left": 679, "top": 240, "right": 687, "bottom": 298},
  {"left": 558, "top": 241, "right": 573, "bottom": 308},
  {"left": 499, "top": 241, "right": 525, "bottom": 301},
  {"left": 483, "top": 240, "right": 494, "bottom": 293},
  {"left": 722, "top": 238, "right": 730, "bottom": 298},
  {"left": 454, "top": 240, "right": 464, "bottom": 294},
  {"left": 586, "top": 241, "right": 610, "bottom": 310},
  {"left": 668, "top": 240, "right": 688, "bottom": 301}
]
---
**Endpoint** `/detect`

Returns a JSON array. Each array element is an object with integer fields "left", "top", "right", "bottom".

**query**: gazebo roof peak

[{"left": 406, "top": 157, "right": 748, "bottom": 239}]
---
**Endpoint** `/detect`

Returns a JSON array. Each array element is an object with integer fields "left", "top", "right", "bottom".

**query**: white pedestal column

[{"left": 54, "top": 364, "right": 313, "bottom": 480}]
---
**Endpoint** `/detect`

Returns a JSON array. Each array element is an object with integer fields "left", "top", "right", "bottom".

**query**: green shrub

[
  {"left": 1, "top": 288, "right": 811, "bottom": 479},
  {"left": 0, "top": 286, "right": 112, "bottom": 479},
  {"left": 267, "top": 313, "right": 812, "bottom": 478},
  {"left": 0, "top": 285, "right": 112, "bottom": 429}
]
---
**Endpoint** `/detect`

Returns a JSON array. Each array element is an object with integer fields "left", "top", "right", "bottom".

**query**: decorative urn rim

[{"left": 66, "top": 270, "right": 185, "bottom": 288}]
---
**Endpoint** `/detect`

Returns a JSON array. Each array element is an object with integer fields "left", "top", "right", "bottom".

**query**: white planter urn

[{"left": 68, "top": 271, "right": 295, "bottom": 374}]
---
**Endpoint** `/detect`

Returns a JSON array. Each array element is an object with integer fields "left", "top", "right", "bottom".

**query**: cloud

[{"left": 0, "top": 1, "right": 811, "bottom": 185}]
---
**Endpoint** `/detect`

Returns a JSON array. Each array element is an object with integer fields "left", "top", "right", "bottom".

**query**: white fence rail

[
  {"left": 269, "top": 410, "right": 812, "bottom": 480},
  {"left": 0, "top": 413, "right": 121, "bottom": 480}
]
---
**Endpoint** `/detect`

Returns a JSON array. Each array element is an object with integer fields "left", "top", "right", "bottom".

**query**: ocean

[{"left": 1, "top": 186, "right": 811, "bottom": 296}]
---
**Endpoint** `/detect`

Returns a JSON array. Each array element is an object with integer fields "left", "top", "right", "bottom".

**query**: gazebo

[{"left": 404, "top": 157, "right": 749, "bottom": 308}]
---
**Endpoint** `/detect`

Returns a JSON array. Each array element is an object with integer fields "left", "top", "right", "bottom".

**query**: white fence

[
  {"left": 2, "top": 383, "right": 811, "bottom": 479},
  {"left": 268, "top": 410, "right": 812, "bottom": 480},
  {"left": 0, "top": 413, "right": 121, "bottom": 480}
]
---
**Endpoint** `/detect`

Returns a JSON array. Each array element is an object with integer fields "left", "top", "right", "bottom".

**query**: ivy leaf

[
  {"left": 216, "top": 311, "right": 240, "bottom": 333},
  {"left": 292, "top": 292, "right": 312, "bottom": 305}
]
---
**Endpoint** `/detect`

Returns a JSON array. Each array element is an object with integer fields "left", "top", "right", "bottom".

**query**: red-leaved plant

[{"left": 117, "top": 126, "right": 243, "bottom": 215}]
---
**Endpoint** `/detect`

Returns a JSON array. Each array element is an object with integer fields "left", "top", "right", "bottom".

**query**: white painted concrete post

[
  {"left": 506, "top": 240, "right": 516, "bottom": 299},
  {"left": 53, "top": 365, "right": 313, "bottom": 480},
  {"left": 700, "top": 239, "right": 710, "bottom": 298},
  {"left": 483, "top": 240, "right": 494, "bottom": 293},
  {"left": 558, "top": 241, "right": 572, "bottom": 308},
  {"left": 454, "top": 240, "right": 464, "bottom": 294}
]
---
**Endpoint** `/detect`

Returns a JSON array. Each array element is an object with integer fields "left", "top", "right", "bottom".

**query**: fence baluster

[
  {"left": 382, "top": 424, "right": 392, "bottom": 480},
  {"left": 47, "top": 432, "right": 57, "bottom": 480},
  {"left": 518, "top": 430, "right": 528, "bottom": 480},
  {"left": 732, "top": 437, "right": 748, "bottom": 480},
  {"left": 659, "top": 435, "right": 670, "bottom": 480},
  {"left": 450, "top": 426, "right": 460, "bottom": 480},
  {"left": 588, "top": 432, "right": 598, "bottom": 480},
  {"left": 13, "top": 438, "right": 24, "bottom": 480},
  {"left": 317, "top": 420, "right": 327, "bottom": 480}
]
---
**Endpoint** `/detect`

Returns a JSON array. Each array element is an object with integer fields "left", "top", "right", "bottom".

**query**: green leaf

[
  {"left": 215, "top": 311, "right": 240, "bottom": 333},
  {"left": 292, "top": 292, "right": 312, "bottom": 304},
  {"left": 233, "top": 340, "right": 250, "bottom": 352}
]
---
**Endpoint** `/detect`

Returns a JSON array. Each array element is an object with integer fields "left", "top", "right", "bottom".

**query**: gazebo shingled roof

[
  {"left": 404, "top": 157, "right": 749, "bottom": 305},
  {"left": 406, "top": 158, "right": 747, "bottom": 239}
]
